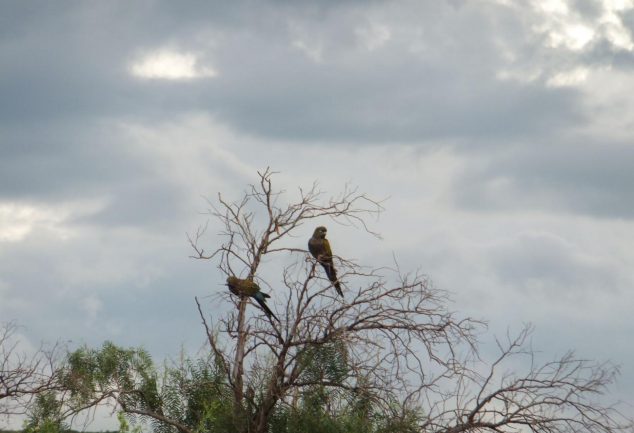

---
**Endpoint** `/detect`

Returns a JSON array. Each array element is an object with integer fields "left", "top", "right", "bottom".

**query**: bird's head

[
  {"left": 313, "top": 226, "right": 327, "bottom": 239},
  {"left": 226, "top": 276, "right": 240, "bottom": 295}
]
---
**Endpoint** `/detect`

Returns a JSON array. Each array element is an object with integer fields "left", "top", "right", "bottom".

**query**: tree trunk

[{"left": 232, "top": 296, "right": 248, "bottom": 429}]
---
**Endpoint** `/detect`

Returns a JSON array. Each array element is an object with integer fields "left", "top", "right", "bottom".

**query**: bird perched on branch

[
  {"left": 226, "top": 276, "right": 279, "bottom": 321},
  {"left": 308, "top": 226, "right": 343, "bottom": 297}
]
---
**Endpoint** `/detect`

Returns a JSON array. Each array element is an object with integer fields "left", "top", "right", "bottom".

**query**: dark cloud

[
  {"left": 0, "top": 1, "right": 218, "bottom": 124},
  {"left": 195, "top": 0, "right": 586, "bottom": 142},
  {"left": 0, "top": 118, "right": 211, "bottom": 233},
  {"left": 208, "top": 45, "right": 584, "bottom": 141},
  {"left": 488, "top": 231, "right": 621, "bottom": 299},
  {"left": 0, "top": 123, "right": 140, "bottom": 200},
  {"left": 452, "top": 139, "right": 634, "bottom": 218},
  {"left": 622, "top": 8, "right": 634, "bottom": 32},
  {"left": 572, "top": 0, "right": 604, "bottom": 19},
  {"left": 73, "top": 180, "right": 191, "bottom": 228},
  {"left": 0, "top": 0, "right": 588, "bottom": 143}
]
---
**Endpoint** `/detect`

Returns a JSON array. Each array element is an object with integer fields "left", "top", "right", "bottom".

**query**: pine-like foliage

[
  {"left": 23, "top": 392, "right": 69, "bottom": 433},
  {"left": 58, "top": 339, "right": 421, "bottom": 433}
]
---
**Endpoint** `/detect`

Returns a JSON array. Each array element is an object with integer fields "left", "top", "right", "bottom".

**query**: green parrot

[
  {"left": 226, "top": 276, "right": 279, "bottom": 322},
  {"left": 308, "top": 226, "right": 343, "bottom": 297}
]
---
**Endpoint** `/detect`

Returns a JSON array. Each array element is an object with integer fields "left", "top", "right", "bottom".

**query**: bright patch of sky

[
  {"left": 533, "top": 1, "right": 595, "bottom": 51},
  {"left": 0, "top": 200, "right": 109, "bottom": 243},
  {"left": 496, "top": 68, "right": 542, "bottom": 83},
  {"left": 355, "top": 22, "right": 392, "bottom": 51},
  {"left": 547, "top": 66, "right": 590, "bottom": 87},
  {"left": 0, "top": 203, "right": 71, "bottom": 242},
  {"left": 130, "top": 49, "right": 217, "bottom": 80},
  {"left": 534, "top": 0, "right": 633, "bottom": 51},
  {"left": 497, "top": 0, "right": 633, "bottom": 86},
  {"left": 601, "top": 13, "right": 634, "bottom": 50}
]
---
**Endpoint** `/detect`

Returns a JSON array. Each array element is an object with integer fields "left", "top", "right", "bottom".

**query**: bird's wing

[
  {"left": 241, "top": 280, "right": 260, "bottom": 296},
  {"left": 228, "top": 278, "right": 259, "bottom": 296},
  {"left": 323, "top": 238, "right": 333, "bottom": 258},
  {"left": 308, "top": 237, "right": 320, "bottom": 258}
]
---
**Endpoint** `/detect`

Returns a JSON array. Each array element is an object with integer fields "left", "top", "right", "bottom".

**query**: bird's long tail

[
  {"left": 321, "top": 262, "right": 344, "bottom": 297},
  {"left": 254, "top": 296, "right": 279, "bottom": 322}
]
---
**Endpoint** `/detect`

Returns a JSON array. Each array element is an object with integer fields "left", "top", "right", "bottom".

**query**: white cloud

[
  {"left": 603, "top": 0, "right": 634, "bottom": 11},
  {"left": 80, "top": 294, "right": 103, "bottom": 322},
  {"left": 579, "top": 67, "right": 634, "bottom": 139},
  {"left": 355, "top": 22, "right": 392, "bottom": 51},
  {"left": 496, "top": 67, "right": 542, "bottom": 83},
  {"left": 0, "top": 201, "right": 106, "bottom": 243},
  {"left": 601, "top": 11, "right": 634, "bottom": 51},
  {"left": 130, "top": 49, "right": 217, "bottom": 80},
  {"left": 535, "top": 0, "right": 569, "bottom": 13},
  {"left": 547, "top": 66, "right": 590, "bottom": 87},
  {"left": 532, "top": 0, "right": 633, "bottom": 52},
  {"left": 0, "top": 203, "right": 68, "bottom": 242},
  {"left": 539, "top": 18, "right": 595, "bottom": 51},
  {"left": 563, "top": 24, "right": 595, "bottom": 49}
]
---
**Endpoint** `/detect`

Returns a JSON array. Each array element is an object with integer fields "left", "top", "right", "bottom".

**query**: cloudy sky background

[{"left": 2, "top": 0, "right": 634, "bottom": 427}]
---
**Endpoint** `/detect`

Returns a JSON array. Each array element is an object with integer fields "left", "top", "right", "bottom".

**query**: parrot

[
  {"left": 226, "top": 276, "right": 279, "bottom": 321},
  {"left": 308, "top": 226, "right": 343, "bottom": 297}
]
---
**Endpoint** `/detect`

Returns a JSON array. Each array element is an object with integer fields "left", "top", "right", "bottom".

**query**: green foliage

[
  {"left": 374, "top": 412, "right": 423, "bottom": 433},
  {"left": 267, "top": 341, "right": 421, "bottom": 433},
  {"left": 269, "top": 396, "right": 421, "bottom": 433},
  {"left": 295, "top": 340, "right": 349, "bottom": 414},
  {"left": 117, "top": 412, "right": 142, "bottom": 433},
  {"left": 298, "top": 340, "right": 349, "bottom": 385},
  {"left": 22, "top": 392, "right": 68, "bottom": 433},
  {"left": 59, "top": 339, "right": 421, "bottom": 433},
  {"left": 62, "top": 341, "right": 161, "bottom": 413},
  {"left": 159, "top": 358, "right": 235, "bottom": 433},
  {"left": 62, "top": 343, "right": 243, "bottom": 433}
]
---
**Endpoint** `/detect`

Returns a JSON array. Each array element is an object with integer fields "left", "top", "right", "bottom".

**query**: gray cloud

[
  {"left": 487, "top": 231, "right": 623, "bottom": 299},
  {"left": 452, "top": 138, "right": 634, "bottom": 218},
  {"left": 2, "top": 1, "right": 634, "bottom": 428},
  {"left": 0, "top": 218, "right": 215, "bottom": 359},
  {"left": 0, "top": 0, "right": 591, "bottom": 143},
  {"left": 0, "top": 123, "right": 142, "bottom": 199}
]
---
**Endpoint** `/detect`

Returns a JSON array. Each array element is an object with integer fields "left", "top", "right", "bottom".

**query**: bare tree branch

[{"left": 0, "top": 321, "right": 61, "bottom": 420}]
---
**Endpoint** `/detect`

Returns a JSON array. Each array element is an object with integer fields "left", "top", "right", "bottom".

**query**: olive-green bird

[
  {"left": 226, "top": 276, "right": 279, "bottom": 321},
  {"left": 308, "top": 226, "right": 343, "bottom": 297}
]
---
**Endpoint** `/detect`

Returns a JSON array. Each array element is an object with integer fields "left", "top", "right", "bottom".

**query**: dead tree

[
  {"left": 189, "top": 169, "right": 631, "bottom": 433},
  {"left": 189, "top": 169, "right": 480, "bottom": 432}
]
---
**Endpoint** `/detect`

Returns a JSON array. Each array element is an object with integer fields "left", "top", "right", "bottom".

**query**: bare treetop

[
  {"left": 186, "top": 170, "right": 631, "bottom": 433},
  {"left": 188, "top": 167, "right": 384, "bottom": 279}
]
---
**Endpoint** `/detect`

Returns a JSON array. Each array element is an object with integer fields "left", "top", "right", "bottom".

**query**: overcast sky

[{"left": 2, "top": 0, "right": 634, "bottom": 428}]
